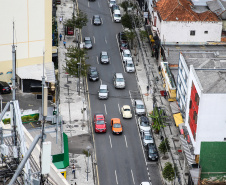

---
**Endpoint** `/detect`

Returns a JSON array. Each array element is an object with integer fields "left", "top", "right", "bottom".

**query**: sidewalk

[
  {"left": 56, "top": 1, "right": 94, "bottom": 185},
  {"left": 133, "top": 26, "right": 189, "bottom": 185}
]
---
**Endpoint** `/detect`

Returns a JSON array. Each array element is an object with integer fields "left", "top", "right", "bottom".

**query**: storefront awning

[
  {"left": 173, "top": 113, "right": 184, "bottom": 127},
  {"left": 17, "top": 62, "right": 55, "bottom": 83}
]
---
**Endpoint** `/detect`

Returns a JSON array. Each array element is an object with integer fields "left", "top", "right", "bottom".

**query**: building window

[
  {"left": 204, "top": 31, "right": 208, "bottom": 34},
  {"left": 195, "top": 93, "right": 200, "bottom": 106},
  {"left": 189, "top": 100, "right": 192, "bottom": 109},
  {"left": 193, "top": 111, "right": 197, "bottom": 124},
  {"left": 190, "top": 30, "right": 195, "bottom": 36},
  {"left": 154, "top": 16, "right": 157, "bottom": 27}
]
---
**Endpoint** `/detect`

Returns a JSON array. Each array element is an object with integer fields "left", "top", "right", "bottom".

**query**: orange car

[{"left": 111, "top": 118, "right": 123, "bottom": 135}]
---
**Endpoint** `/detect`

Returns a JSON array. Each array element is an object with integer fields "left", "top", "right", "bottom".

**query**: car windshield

[
  {"left": 137, "top": 104, "right": 144, "bottom": 109},
  {"left": 121, "top": 43, "right": 128, "bottom": 47},
  {"left": 96, "top": 120, "right": 105, "bottom": 125},
  {"left": 91, "top": 71, "right": 97, "bottom": 75},
  {"left": 140, "top": 121, "right": 149, "bottom": 127},
  {"left": 127, "top": 63, "right": 134, "bottom": 67},
  {"left": 85, "top": 40, "right": 91, "bottom": 44},
  {"left": 114, "top": 14, "right": 121, "bottom": 17},
  {"left": 149, "top": 148, "right": 157, "bottom": 154},
  {"left": 124, "top": 53, "right": 131, "bottom": 57},
  {"left": 101, "top": 55, "right": 108, "bottom": 59},
  {"left": 113, "top": 123, "right": 121, "bottom": 128},
  {"left": 116, "top": 78, "right": 124, "bottom": 82},
  {"left": 124, "top": 109, "right": 130, "bottom": 111},
  {"left": 95, "top": 18, "right": 100, "bottom": 21},
  {"left": 144, "top": 135, "right": 152, "bottom": 140},
  {"left": 100, "top": 89, "right": 107, "bottom": 93},
  {"left": 110, "top": 1, "right": 116, "bottom": 4}
]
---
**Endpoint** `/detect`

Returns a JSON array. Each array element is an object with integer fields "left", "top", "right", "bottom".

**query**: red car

[{"left": 94, "top": 113, "right": 107, "bottom": 133}]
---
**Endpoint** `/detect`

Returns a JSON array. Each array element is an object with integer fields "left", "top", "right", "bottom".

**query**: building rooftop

[
  {"left": 155, "top": 0, "right": 220, "bottom": 21},
  {"left": 182, "top": 52, "right": 226, "bottom": 93}
]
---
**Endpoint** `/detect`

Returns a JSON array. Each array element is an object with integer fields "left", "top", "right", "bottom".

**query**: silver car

[
  {"left": 135, "top": 100, "right": 146, "bottom": 115},
  {"left": 125, "top": 59, "right": 135, "bottom": 73},
  {"left": 113, "top": 73, "right": 125, "bottom": 89},
  {"left": 100, "top": 51, "right": 110, "bottom": 64},
  {"left": 84, "top": 37, "right": 92, "bottom": 49},
  {"left": 98, "top": 85, "right": 109, "bottom": 99},
  {"left": 142, "top": 131, "right": 154, "bottom": 146}
]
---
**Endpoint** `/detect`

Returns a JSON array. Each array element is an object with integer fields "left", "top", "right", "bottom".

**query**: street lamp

[{"left": 86, "top": 146, "right": 91, "bottom": 181}]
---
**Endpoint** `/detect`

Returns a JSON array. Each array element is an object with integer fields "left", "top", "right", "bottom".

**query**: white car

[
  {"left": 109, "top": 0, "right": 116, "bottom": 7},
  {"left": 121, "top": 105, "right": 132, "bottom": 119},
  {"left": 138, "top": 116, "right": 151, "bottom": 133},
  {"left": 134, "top": 100, "right": 146, "bottom": 115},
  {"left": 142, "top": 131, "right": 154, "bottom": 146},
  {"left": 113, "top": 73, "right": 125, "bottom": 89},
  {"left": 113, "top": 10, "right": 121, "bottom": 22},
  {"left": 124, "top": 59, "right": 135, "bottom": 73},
  {"left": 122, "top": 49, "right": 132, "bottom": 63},
  {"left": 98, "top": 84, "right": 109, "bottom": 99},
  {"left": 140, "top": 182, "right": 152, "bottom": 185}
]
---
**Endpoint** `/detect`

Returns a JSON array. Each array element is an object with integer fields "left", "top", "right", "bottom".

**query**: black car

[
  {"left": 93, "top": 15, "right": 102, "bottom": 25},
  {"left": 111, "top": 5, "right": 120, "bottom": 13},
  {"left": 0, "top": 81, "right": 11, "bottom": 94},
  {"left": 84, "top": 37, "right": 93, "bottom": 49},
  {"left": 147, "top": 143, "right": 158, "bottom": 161},
  {"left": 118, "top": 32, "right": 129, "bottom": 51},
  {"left": 88, "top": 67, "right": 99, "bottom": 81}
]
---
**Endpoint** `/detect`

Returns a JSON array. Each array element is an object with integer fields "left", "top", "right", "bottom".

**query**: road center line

[
  {"left": 115, "top": 170, "right": 118, "bottom": 184},
  {"left": 100, "top": 79, "right": 102, "bottom": 85},
  {"left": 105, "top": 36, "right": 107, "bottom": 44},
  {"left": 109, "top": 135, "right": 112, "bottom": 148},
  {"left": 104, "top": 104, "right": 107, "bottom": 115},
  {"left": 88, "top": 1, "right": 89, "bottom": 7},
  {"left": 124, "top": 135, "right": 128, "bottom": 148},
  {"left": 131, "top": 169, "right": 135, "bottom": 184},
  {"left": 96, "top": 56, "right": 99, "bottom": 64},
  {"left": 93, "top": 36, "right": 95, "bottom": 44},
  {"left": 98, "top": 1, "right": 100, "bottom": 7}
]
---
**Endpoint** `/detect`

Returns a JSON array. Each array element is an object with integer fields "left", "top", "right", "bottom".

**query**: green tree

[
  {"left": 139, "top": 30, "right": 148, "bottom": 45},
  {"left": 158, "top": 137, "right": 170, "bottom": 157},
  {"left": 125, "top": 30, "right": 136, "bottom": 49},
  {"left": 120, "top": 1, "right": 130, "bottom": 13},
  {"left": 162, "top": 162, "right": 175, "bottom": 184},
  {"left": 121, "top": 13, "right": 133, "bottom": 30},
  {"left": 64, "top": 46, "right": 89, "bottom": 77},
  {"left": 149, "top": 107, "right": 167, "bottom": 133}
]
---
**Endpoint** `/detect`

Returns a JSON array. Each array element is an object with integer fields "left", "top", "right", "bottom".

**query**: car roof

[
  {"left": 111, "top": 118, "right": 121, "bottom": 124},
  {"left": 94, "top": 15, "right": 100, "bottom": 18},
  {"left": 89, "top": 66, "right": 97, "bottom": 71},
  {"left": 126, "top": 60, "right": 133, "bottom": 64},
  {"left": 114, "top": 10, "right": 120, "bottom": 14},
  {"left": 84, "top": 37, "right": 91, "bottom": 40},
  {"left": 135, "top": 100, "right": 144, "bottom": 104},
  {"left": 100, "top": 84, "right": 107, "bottom": 89},
  {"left": 0, "top": 81, "right": 9, "bottom": 86},
  {"left": 143, "top": 131, "right": 151, "bottom": 136},
  {"left": 115, "top": 73, "right": 123, "bottom": 78},
  {"left": 123, "top": 49, "right": 131, "bottom": 54},
  {"left": 140, "top": 116, "right": 149, "bottom": 122},
  {"left": 101, "top": 51, "right": 108, "bottom": 55},
  {"left": 112, "top": 4, "right": 119, "bottom": 8}
]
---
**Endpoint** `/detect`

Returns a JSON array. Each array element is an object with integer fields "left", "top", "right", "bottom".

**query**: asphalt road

[{"left": 78, "top": 0, "right": 161, "bottom": 184}]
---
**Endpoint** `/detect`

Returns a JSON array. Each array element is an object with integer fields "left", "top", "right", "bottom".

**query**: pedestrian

[
  {"left": 63, "top": 39, "right": 66, "bottom": 48},
  {"left": 59, "top": 33, "right": 62, "bottom": 41},
  {"left": 164, "top": 91, "right": 167, "bottom": 99},
  {"left": 59, "top": 16, "right": 62, "bottom": 24},
  {"left": 75, "top": 183, "right": 77, "bottom": 185}
]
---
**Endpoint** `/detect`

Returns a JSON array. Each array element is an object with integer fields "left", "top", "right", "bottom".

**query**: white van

[{"left": 113, "top": 10, "right": 121, "bottom": 23}]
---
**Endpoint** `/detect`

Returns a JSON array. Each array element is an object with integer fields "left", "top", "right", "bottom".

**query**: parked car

[
  {"left": 88, "top": 67, "right": 99, "bottom": 81},
  {"left": 0, "top": 81, "right": 11, "bottom": 94},
  {"left": 134, "top": 100, "right": 146, "bottom": 115},
  {"left": 118, "top": 32, "right": 127, "bottom": 43},
  {"left": 111, "top": 118, "right": 123, "bottom": 134},
  {"left": 119, "top": 41, "right": 129, "bottom": 52},
  {"left": 100, "top": 51, "right": 110, "bottom": 64},
  {"left": 113, "top": 73, "right": 125, "bottom": 89},
  {"left": 138, "top": 116, "right": 151, "bottom": 133},
  {"left": 93, "top": 15, "right": 102, "bottom": 25},
  {"left": 122, "top": 49, "right": 132, "bottom": 63},
  {"left": 147, "top": 143, "right": 158, "bottom": 161},
  {"left": 109, "top": 0, "right": 116, "bottom": 7},
  {"left": 98, "top": 84, "right": 109, "bottom": 99},
  {"left": 140, "top": 182, "right": 152, "bottom": 185},
  {"left": 124, "top": 59, "right": 135, "bottom": 73},
  {"left": 111, "top": 4, "right": 120, "bottom": 13},
  {"left": 141, "top": 131, "right": 154, "bottom": 146},
  {"left": 94, "top": 113, "right": 107, "bottom": 133},
  {"left": 113, "top": 10, "right": 121, "bottom": 22},
  {"left": 84, "top": 37, "right": 92, "bottom": 49},
  {"left": 121, "top": 105, "right": 132, "bottom": 119}
]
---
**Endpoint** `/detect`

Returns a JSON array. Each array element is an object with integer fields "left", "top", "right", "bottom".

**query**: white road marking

[
  {"left": 131, "top": 169, "right": 135, "bottom": 184},
  {"left": 124, "top": 135, "right": 128, "bottom": 148},
  {"left": 90, "top": 18, "right": 92, "bottom": 25},
  {"left": 115, "top": 170, "right": 118, "bottom": 184},
  {"left": 96, "top": 56, "right": 99, "bottom": 64},
  {"left": 118, "top": 103, "right": 121, "bottom": 114},
  {"left": 104, "top": 104, "right": 107, "bottom": 115},
  {"left": 100, "top": 79, "right": 102, "bottom": 85},
  {"left": 93, "top": 36, "right": 95, "bottom": 44},
  {"left": 105, "top": 36, "right": 107, "bottom": 44},
  {"left": 101, "top": 18, "right": 103, "bottom": 24},
  {"left": 98, "top": 1, "right": 100, "bottom": 7},
  {"left": 109, "top": 135, "right": 112, "bottom": 148},
  {"left": 88, "top": 1, "right": 90, "bottom": 7}
]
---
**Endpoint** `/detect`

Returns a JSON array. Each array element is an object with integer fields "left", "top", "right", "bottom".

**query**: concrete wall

[
  {"left": 0, "top": 0, "right": 52, "bottom": 81},
  {"left": 160, "top": 21, "right": 222, "bottom": 44}
]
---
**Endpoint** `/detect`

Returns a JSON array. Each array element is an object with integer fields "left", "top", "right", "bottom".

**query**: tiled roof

[{"left": 155, "top": 0, "right": 220, "bottom": 21}]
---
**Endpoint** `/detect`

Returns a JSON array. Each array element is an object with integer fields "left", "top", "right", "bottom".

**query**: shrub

[
  {"left": 3, "top": 118, "right": 10, "bottom": 124},
  {"left": 33, "top": 114, "right": 39, "bottom": 121},
  {"left": 162, "top": 162, "right": 175, "bottom": 183}
]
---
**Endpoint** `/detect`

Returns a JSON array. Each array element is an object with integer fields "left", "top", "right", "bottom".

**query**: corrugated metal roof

[{"left": 17, "top": 62, "right": 55, "bottom": 83}]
